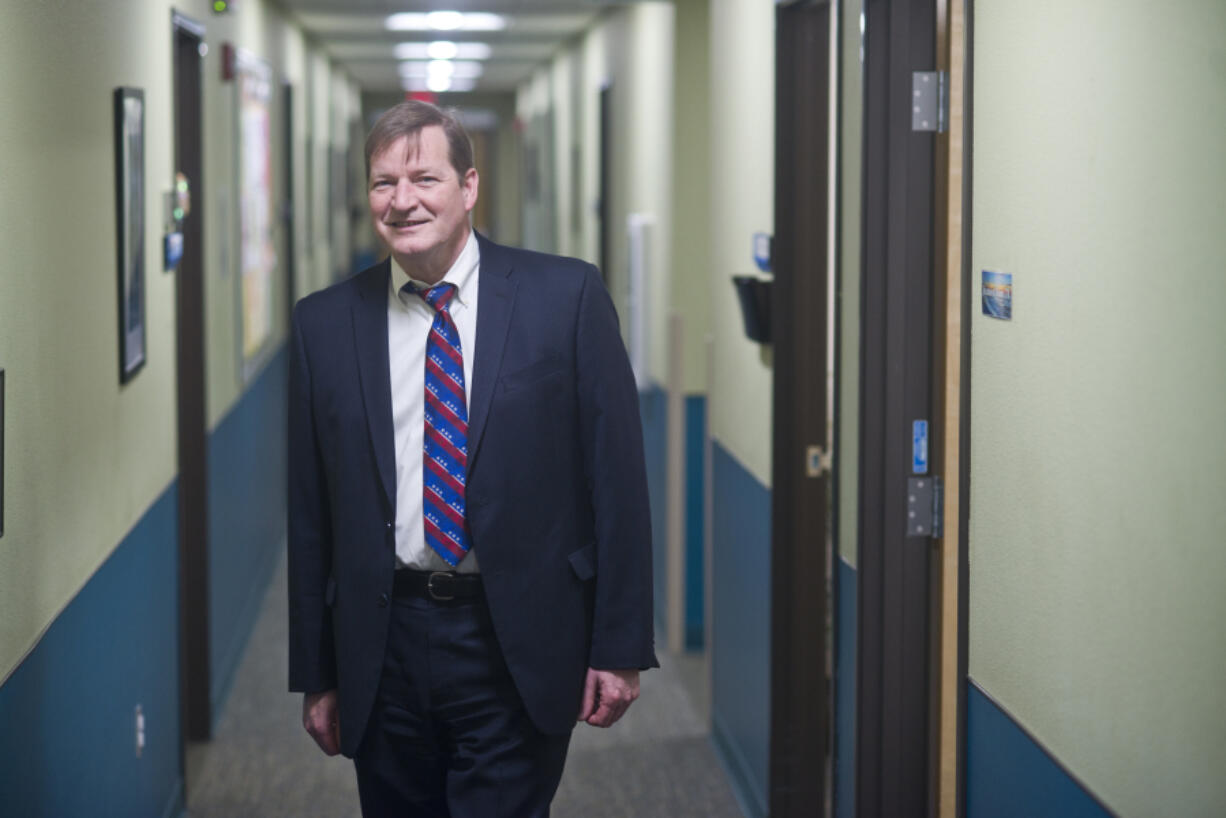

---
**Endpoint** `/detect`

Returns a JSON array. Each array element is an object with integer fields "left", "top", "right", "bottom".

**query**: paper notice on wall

[{"left": 982, "top": 270, "right": 1013, "bottom": 320}]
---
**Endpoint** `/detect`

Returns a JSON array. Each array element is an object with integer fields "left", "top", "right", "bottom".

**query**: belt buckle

[{"left": 426, "top": 572, "right": 455, "bottom": 601}]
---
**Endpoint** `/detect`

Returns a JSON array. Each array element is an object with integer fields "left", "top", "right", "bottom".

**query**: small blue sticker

[
  {"left": 164, "top": 231, "right": 184, "bottom": 271},
  {"left": 913, "top": 420, "right": 929, "bottom": 474},
  {"left": 982, "top": 270, "right": 1013, "bottom": 319},
  {"left": 753, "top": 232, "right": 772, "bottom": 273}
]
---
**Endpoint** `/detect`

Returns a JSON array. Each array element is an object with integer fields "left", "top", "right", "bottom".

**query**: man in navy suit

[{"left": 287, "top": 100, "right": 656, "bottom": 816}]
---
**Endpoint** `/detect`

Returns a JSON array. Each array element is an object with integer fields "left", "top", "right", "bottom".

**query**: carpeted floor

[{"left": 185, "top": 554, "right": 744, "bottom": 818}]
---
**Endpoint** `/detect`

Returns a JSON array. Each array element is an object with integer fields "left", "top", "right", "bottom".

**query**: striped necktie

[{"left": 409, "top": 282, "right": 471, "bottom": 567}]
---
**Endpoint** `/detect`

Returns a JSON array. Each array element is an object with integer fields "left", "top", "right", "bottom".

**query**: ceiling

[{"left": 275, "top": 0, "right": 605, "bottom": 95}]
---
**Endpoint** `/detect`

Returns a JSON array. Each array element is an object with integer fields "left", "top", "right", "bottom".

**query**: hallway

[{"left": 185, "top": 551, "right": 745, "bottom": 818}]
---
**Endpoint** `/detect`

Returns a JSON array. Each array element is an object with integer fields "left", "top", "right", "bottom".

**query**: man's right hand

[{"left": 302, "top": 690, "right": 341, "bottom": 756}]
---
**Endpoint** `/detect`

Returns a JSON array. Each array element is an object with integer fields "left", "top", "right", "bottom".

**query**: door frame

[
  {"left": 171, "top": 9, "right": 210, "bottom": 750},
  {"left": 855, "top": 0, "right": 939, "bottom": 814},
  {"left": 770, "top": 1, "right": 834, "bottom": 814}
]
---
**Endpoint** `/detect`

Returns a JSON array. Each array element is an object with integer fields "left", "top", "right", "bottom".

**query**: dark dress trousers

[{"left": 287, "top": 232, "right": 658, "bottom": 764}]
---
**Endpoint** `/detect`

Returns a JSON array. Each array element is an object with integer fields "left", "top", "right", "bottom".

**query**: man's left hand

[{"left": 578, "top": 668, "right": 640, "bottom": 727}]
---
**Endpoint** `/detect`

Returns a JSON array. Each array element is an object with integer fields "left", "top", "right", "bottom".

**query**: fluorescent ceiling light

[
  {"left": 387, "top": 11, "right": 508, "bottom": 32},
  {"left": 427, "top": 11, "right": 464, "bottom": 30},
  {"left": 399, "top": 60, "right": 484, "bottom": 80},
  {"left": 456, "top": 13, "right": 506, "bottom": 30},
  {"left": 428, "top": 41, "right": 458, "bottom": 60},
  {"left": 402, "top": 76, "right": 478, "bottom": 93},
  {"left": 385, "top": 13, "right": 428, "bottom": 30},
  {"left": 396, "top": 42, "right": 492, "bottom": 60}
]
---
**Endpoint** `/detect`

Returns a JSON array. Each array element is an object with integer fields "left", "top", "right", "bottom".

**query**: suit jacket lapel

[
  {"left": 351, "top": 260, "right": 397, "bottom": 508},
  {"left": 468, "top": 234, "right": 517, "bottom": 473}
]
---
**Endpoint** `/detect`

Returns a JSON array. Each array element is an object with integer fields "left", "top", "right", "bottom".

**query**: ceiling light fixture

[
  {"left": 426, "top": 11, "right": 464, "bottom": 30},
  {"left": 395, "top": 42, "right": 493, "bottom": 60},
  {"left": 402, "top": 76, "right": 477, "bottom": 93},
  {"left": 399, "top": 60, "right": 484, "bottom": 80},
  {"left": 427, "top": 41, "right": 458, "bottom": 60},
  {"left": 386, "top": 11, "right": 508, "bottom": 32}
]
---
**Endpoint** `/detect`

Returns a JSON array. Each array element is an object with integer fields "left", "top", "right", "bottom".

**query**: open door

[
  {"left": 771, "top": 1, "right": 834, "bottom": 815},
  {"left": 172, "top": 11, "right": 210, "bottom": 749},
  {"left": 855, "top": 0, "right": 941, "bottom": 814}
]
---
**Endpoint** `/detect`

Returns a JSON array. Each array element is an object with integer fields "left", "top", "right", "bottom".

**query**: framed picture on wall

[
  {"left": 114, "top": 86, "right": 147, "bottom": 384},
  {"left": 235, "top": 50, "right": 277, "bottom": 381}
]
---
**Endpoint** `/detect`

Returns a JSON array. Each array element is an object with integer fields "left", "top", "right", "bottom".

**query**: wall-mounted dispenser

[{"left": 731, "top": 275, "right": 772, "bottom": 344}]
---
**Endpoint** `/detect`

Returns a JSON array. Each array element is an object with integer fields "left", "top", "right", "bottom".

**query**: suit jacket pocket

[
  {"left": 324, "top": 575, "right": 337, "bottom": 607},
  {"left": 499, "top": 355, "right": 564, "bottom": 394},
  {"left": 568, "top": 543, "right": 597, "bottom": 582}
]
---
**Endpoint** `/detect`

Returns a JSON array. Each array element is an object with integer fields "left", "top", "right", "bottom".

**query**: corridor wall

[
  {"left": 514, "top": 3, "right": 685, "bottom": 641},
  {"left": 967, "top": 2, "right": 1226, "bottom": 815},
  {"left": 707, "top": 0, "right": 776, "bottom": 815},
  {"left": 0, "top": 2, "right": 358, "bottom": 814},
  {"left": 834, "top": 1, "right": 863, "bottom": 815}
]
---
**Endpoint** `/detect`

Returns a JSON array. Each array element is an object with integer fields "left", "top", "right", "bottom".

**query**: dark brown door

[
  {"left": 857, "top": 0, "right": 938, "bottom": 814},
  {"left": 771, "top": 2, "right": 833, "bottom": 815},
  {"left": 172, "top": 13, "right": 210, "bottom": 746}
]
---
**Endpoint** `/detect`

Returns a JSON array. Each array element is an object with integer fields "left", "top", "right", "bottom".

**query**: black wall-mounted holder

[{"left": 732, "top": 276, "right": 773, "bottom": 343}]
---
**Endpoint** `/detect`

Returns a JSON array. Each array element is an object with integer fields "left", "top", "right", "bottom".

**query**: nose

[{"left": 389, "top": 179, "right": 415, "bottom": 211}]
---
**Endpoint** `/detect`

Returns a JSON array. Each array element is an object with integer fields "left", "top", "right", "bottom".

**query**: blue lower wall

[
  {"left": 966, "top": 681, "right": 1112, "bottom": 818},
  {"left": 208, "top": 344, "right": 289, "bottom": 721},
  {"left": 639, "top": 386, "right": 668, "bottom": 637},
  {"left": 683, "top": 396, "right": 705, "bottom": 649},
  {"left": 639, "top": 387, "right": 707, "bottom": 647},
  {"left": 0, "top": 486, "right": 184, "bottom": 818},
  {"left": 710, "top": 440, "right": 771, "bottom": 818},
  {"left": 834, "top": 556, "right": 857, "bottom": 818}
]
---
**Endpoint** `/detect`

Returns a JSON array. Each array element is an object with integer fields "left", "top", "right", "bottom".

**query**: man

[{"left": 287, "top": 100, "right": 656, "bottom": 817}]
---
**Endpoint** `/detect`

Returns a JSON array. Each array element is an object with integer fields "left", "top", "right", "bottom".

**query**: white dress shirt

[{"left": 387, "top": 230, "right": 480, "bottom": 573}]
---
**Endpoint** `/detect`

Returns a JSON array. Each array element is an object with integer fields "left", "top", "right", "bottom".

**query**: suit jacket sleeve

[
  {"left": 575, "top": 265, "right": 659, "bottom": 671},
  {"left": 287, "top": 302, "right": 338, "bottom": 693}
]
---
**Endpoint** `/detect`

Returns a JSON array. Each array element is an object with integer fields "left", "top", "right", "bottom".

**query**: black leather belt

[{"left": 393, "top": 569, "right": 484, "bottom": 601}]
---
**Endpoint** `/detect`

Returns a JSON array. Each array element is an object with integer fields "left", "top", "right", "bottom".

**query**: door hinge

[
  {"left": 906, "top": 475, "right": 943, "bottom": 538},
  {"left": 806, "top": 445, "right": 832, "bottom": 478},
  {"left": 911, "top": 71, "right": 948, "bottom": 133}
]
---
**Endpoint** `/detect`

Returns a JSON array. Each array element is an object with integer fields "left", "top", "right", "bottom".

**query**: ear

[{"left": 462, "top": 167, "right": 479, "bottom": 212}]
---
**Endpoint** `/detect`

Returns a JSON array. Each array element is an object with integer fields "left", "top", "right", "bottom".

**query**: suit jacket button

[{"left": 378, "top": 593, "right": 389, "bottom": 608}]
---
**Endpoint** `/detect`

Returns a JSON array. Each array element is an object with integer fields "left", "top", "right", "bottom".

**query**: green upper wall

[
  {"left": 0, "top": 0, "right": 358, "bottom": 686},
  {"left": 517, "top": 4, "right": 676, "bottom": 390},
  {"left": 837, "top": 0, "right": 863, "bottom": 568},
  {"left": 969, "top": 1, "right": 1226, "bottom": 814},
  {"left": 708, "top": 0, "right": 775, "bottom": 486}
]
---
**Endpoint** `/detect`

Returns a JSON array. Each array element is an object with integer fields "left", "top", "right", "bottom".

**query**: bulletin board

[{"left": 236, "top": 50, "right": 277, "bottom": 379}]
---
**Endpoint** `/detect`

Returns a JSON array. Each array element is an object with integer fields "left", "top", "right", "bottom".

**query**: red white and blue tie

[{"left": 410, "top": 282, "right": 471, "bottom": 567}]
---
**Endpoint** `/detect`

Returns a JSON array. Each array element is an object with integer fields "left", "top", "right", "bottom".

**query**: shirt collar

[{"left": 390, "top": 230, "right": 480, "bottom": 308}]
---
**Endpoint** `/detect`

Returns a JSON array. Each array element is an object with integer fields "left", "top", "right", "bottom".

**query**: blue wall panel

[
  {"left": 833, "top": 557, "right": 856, "bottom": 818},
  {"left": 0, "top": 486, "right": 184, "bottom": 818},
  {"left": 966, "top": 681, "right": 1112, "bottom": 818},
  {"left": 639, "top": 386, "right": 668, "bottom": 635},
  {"left": 208, "top": 345, "right": 289, "bottom": 720},
  {"left": 710, "top": 441, "right": 770, "bottom": 818},
  {"left": 683, "top": 396, "right": 705, "bottom": 649}
]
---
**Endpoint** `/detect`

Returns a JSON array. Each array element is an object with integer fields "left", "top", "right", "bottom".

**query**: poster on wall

[
  {"left": 114, "top": 87, "right": 147, "bottom": 384},
  {"left": 236, "top": 51, "right": 277, "bottom": 378}
]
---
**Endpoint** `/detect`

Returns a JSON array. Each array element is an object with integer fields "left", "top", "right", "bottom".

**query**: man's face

[{"left": 368, "top": 126, "right": 478, "bottom": 281}]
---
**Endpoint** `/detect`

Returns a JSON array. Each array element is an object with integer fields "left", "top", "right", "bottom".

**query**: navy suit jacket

[{"left": 287, "top": 233, "right": 658, "bottom": 757}]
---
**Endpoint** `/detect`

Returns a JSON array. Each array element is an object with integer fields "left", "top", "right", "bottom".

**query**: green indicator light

[
  {"left": 214, "top": 0, "right": 227, "bottom": 12},
  {"left": 173, "top": 208, "right": 185, "bottom": 221}
]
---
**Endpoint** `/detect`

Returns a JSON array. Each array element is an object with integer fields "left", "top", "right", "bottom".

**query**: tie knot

[{"left": 410, "top": 282, "right": 457, "bottom": 313}]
